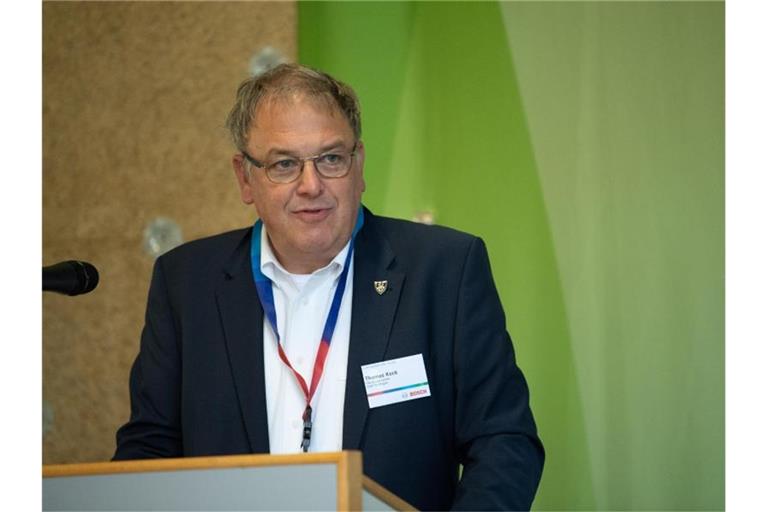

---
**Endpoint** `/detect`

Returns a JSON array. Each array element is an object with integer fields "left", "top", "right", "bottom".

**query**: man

[{"left": 115, "top": 64, "right": 544, "bottom": 510}]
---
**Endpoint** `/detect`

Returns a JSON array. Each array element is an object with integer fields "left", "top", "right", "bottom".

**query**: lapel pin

[{"left": 374, "top": 280, "right": 388, "bottom": 295}]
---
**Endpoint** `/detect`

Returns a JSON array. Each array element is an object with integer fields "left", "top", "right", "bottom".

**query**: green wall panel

[
  {"left": 501, "top": 2, "right": 724, "bottom": 509},
  {"left": 299, "top": 1, "right": 724, "bottom": 510}
]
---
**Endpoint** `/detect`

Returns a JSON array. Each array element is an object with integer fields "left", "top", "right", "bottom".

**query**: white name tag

[{"left": 361, "top": 354, "right": 431, "bottom": 409}]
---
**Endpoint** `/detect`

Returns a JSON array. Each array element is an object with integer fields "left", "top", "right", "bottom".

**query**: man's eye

[
  {"left": 319, "top": 153, "right": 343, "bottom": 165},
  {"left": 272, "top": 159, "right": 299, "bottom": 171}
]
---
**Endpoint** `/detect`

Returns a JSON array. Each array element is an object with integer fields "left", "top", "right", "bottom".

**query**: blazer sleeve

[
  {"left": 113, "top": 256, "right": 183, "bottom": 460},
  {"left": 451, "top": 237, "right": 545, "bottom": 510}
]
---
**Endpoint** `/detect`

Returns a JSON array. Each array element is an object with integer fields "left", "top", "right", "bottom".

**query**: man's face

[{"left": 232, "top": 95, "right": 365, "bottom": 273}]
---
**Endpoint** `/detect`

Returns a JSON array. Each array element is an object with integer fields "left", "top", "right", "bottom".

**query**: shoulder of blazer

[
  {"left": 153, "top": 227, "right": 253, "bottom": 284},
  {"left": 362, "top": 209, "right": 480, "bottom": 263}
]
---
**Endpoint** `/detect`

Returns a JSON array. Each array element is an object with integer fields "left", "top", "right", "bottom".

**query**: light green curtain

[{"left": 299, "top": 2, "right": 724, "bottom": 510}]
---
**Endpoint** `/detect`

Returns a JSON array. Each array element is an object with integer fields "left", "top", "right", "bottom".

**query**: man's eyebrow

[{"left": 264, "top": 140, "right": 349, "bottom": 158}]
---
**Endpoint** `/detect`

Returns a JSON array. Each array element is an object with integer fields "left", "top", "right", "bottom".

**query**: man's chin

[{"left": 294, "top": 235, "right": 348, "bottom": 261}]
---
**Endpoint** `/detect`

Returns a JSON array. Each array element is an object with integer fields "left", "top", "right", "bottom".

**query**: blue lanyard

[{"left": 250, "top": 206, "right": 364, "bottom": 451}]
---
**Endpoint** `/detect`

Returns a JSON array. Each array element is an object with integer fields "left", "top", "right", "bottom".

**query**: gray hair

[{"left": 225, "top": 63, "right": 362, "bottom": 152}]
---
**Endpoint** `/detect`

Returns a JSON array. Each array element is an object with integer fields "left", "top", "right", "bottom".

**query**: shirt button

[{"left": 297, "top": 356, "right": 304, "bottom": 365}]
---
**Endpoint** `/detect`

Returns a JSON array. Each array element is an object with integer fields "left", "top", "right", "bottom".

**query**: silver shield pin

[{"left": 374, "top": 280, "right": 388, "bottom": 295}]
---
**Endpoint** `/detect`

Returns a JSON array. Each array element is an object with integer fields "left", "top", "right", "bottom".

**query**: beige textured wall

[{"left": 43, "top": 1, "right": 296, "bottom": 464}]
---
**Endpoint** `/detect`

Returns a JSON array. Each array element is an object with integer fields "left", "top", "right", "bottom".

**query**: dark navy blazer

[{"left": 114, "top": 208, "right": 544, "bottom": 510}]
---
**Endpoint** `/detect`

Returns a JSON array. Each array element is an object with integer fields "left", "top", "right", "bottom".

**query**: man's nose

[{"left": 295, "top": 159, "right": 323, "bottom": 196}]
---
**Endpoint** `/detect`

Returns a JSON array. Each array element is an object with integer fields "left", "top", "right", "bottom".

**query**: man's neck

[
  {"left": 266, "top": 237, "right": 337, "bottom": 275},
  {"left": 275, "top": 253, "right": 331, "bottom": 275}
]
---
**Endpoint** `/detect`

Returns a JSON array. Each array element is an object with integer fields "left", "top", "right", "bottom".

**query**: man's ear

[
  {"left": 357, "top": 140, "right": 366, "bottom": 193},
  {"left": 232, "top": 154, "right": 254, "bottom": 205}
]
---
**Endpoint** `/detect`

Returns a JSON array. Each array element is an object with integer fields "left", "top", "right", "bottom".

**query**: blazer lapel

[
  {"left": 343, "top": 213, "right": 405, "bottom": 449},
  {"left": 215, "top": 230, "right": 270, "bottom": 454}
]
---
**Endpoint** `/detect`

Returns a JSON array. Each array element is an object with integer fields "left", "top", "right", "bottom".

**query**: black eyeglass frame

[{"left": 241, "top": 142, "right": 359, "bottom": 184}]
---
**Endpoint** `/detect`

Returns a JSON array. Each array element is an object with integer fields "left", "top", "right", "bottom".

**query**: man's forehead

[
  {"left": 253, "top": 92, "right": 344, "bottom": 125},
  {"left": 244, "top": 94, "right": 354, "bottom": 154}
]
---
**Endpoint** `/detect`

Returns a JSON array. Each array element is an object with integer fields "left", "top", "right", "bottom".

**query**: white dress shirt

[{"left": 260, "top": 227, "right": 352, "bottom": 453}]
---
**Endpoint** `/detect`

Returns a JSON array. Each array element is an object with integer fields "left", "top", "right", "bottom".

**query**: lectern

[{"left": 43, "top": 451, "right": 415, "bottom": 510}]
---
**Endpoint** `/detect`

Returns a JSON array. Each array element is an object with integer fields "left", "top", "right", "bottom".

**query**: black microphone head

[
  {"left": 70, "top": 260, "right": 99, "bottom": 295},
  {"left": 42, "top": 260, "right": 99, "bottom": 296}
]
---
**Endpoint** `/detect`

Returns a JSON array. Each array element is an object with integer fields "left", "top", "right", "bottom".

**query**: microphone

[{"left": 43, "top": 260, "right": 100, "bottom": 296}]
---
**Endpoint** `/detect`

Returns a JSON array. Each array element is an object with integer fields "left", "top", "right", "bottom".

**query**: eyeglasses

[{"left": 242, "top": 143, "right": 359, "bottom": 184}]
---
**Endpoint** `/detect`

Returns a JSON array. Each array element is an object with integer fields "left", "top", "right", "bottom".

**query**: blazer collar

[
  {"left": 215, "top": 229, "right": 271, "bottom": 454},
  {"left": 343, "top": 208, "right": 405, "bottom": 449}
]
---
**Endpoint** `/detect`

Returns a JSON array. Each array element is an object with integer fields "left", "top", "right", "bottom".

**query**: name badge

[{"left": 361, "top": 354, "right": 431, "bottom": 409}]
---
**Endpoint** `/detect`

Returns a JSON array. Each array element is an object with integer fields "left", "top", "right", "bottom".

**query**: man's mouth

[{"left": 293, "top": 207, "right": 332, "bottom": 222}]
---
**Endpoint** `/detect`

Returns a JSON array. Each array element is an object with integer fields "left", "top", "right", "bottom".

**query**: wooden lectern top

[{"left": 43, "top": 451, "right": 415, "bottom": 511}]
